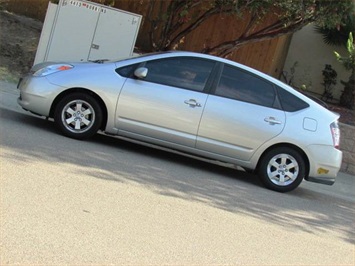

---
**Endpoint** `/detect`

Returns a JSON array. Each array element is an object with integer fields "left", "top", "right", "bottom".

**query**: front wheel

[
  {"left": 258, "top": 147, "right": 306, "bottom": 192},
  {"left": 54, "top": 93, "right": 102, "bottom": 139}
]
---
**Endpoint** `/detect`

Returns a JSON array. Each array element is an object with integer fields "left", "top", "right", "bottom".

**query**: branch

[
  {"left": 167, "top": 0, "right": 205, "bottom": 38},
  {"left": 166, "top": 6, "right": 235, "bottom": 50},
  {"left": 159, "top": 1, "right": 181, "bottom": 49},
  {"left": 158, "top": 0, "right": 205, "bottom": 50},
  {"left": 147, "top": 0, "right": 158, "bottom": 49},
  {"left": 209, "top": 17, "right": 313, "bottom": 57},
  {"left": 240, "top": 11, "right": 259, "bottom": 39}
]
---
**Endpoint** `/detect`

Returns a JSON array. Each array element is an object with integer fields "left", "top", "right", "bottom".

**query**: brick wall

[{"left": 340, "top": 123, "right": 355, "bottom": 175}]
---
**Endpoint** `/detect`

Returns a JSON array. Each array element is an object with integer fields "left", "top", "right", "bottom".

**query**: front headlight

[{"left": 33, "top": 64, "right": 73, "bottom": 77}]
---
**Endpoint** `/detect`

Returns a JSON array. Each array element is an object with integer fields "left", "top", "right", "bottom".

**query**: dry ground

[{"left": 0, "top": 10, "right": 41, "bottom": 82}]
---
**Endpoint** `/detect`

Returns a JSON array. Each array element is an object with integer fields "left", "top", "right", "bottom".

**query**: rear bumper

[
  {"left": 305, "top": 176, "right": 335, "bottom": 185},
  {"left": 306, "top": 144, "right": 342, "bottom": 185}
]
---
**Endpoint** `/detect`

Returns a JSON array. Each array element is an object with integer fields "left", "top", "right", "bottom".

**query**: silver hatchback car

[{"left": 17, "top": 51, "right": 342, "bottom": 192}]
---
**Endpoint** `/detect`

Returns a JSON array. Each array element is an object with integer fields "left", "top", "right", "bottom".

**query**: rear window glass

[
  {"left": 277, "top": 86, "right": 309, "bottom": 112},
  {"left": 215, "top": 65, "right": 276, "bottom": 108}
]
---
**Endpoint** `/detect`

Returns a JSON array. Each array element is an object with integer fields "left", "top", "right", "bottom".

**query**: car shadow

[{"left": 1, "top": 107, "right": 354, "bottom": 245}]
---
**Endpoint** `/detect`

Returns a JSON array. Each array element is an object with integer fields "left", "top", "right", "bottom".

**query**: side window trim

[
  {"left": 272, "top": 85, "right": 283, "bottom": 110},
  {"left": 208, "top": 62, "right": 224, "bottom": 95},
  {"left": 203, "top": 62, "right": 223, "bottom": 94}
]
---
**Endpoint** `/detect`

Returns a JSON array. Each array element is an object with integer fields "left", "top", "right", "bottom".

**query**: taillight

[{"left": 330, "top": 122, "right": 340, "bottom": 149}]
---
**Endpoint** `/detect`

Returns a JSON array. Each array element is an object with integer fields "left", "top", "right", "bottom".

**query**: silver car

[{"left": 17, "top": 51, "right": 342, "bottom": 192}]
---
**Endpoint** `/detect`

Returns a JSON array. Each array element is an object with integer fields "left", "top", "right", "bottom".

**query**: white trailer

[{"left": 34, "top": 0, "right": 142, "bottom": 64}]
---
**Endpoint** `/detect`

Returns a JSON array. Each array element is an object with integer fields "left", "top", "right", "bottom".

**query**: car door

[
  {"left": 197, "top": 64, "right": 286, "bottom": 161},
  {"left": 116, "top": 56, "right": 216, "bottom": 148}
]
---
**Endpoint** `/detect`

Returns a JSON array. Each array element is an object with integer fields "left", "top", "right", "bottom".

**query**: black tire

[
  {"left": 54, "top": 93, "right": 102, "bottom": 140},
  {"left": 258, "top": 147, "right": 306, "bottom": 192}
]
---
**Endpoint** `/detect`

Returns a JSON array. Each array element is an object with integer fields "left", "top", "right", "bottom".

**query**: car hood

[
  {"left": 31, "top": 61, "right": 59, "bottom": 72},
  {"left": 31, "top": 60, "right": 116, "bottom": 72}
]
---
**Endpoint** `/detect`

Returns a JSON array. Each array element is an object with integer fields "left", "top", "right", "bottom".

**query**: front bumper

[{"left": 17, "top": 75, "right": 61, "bottom": 117}]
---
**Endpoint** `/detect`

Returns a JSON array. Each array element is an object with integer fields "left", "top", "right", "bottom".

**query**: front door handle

[
  {"left": 264, "top": 117, "right": 282, "bottom": 125},
  {"left": 184, "top": 99, "right": 201, "bottom": 107}
]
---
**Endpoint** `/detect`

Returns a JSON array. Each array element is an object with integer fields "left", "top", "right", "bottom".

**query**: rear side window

[
  {"left": 215, "top": 65, "right": 276, "bottom": 107},
  {"left": 277, "top": 86, "right": 309, "bottom": 112}
]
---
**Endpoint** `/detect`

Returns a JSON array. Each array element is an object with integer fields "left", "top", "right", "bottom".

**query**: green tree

[
  {"left": 137, "top": 0, "right": 353, "bottom": 57},
  {"left": 314, "top": 13, "right": 354, "bottom": 46},
  {"left": 334, "top": 32, "right": 355, "bottom": 109}
]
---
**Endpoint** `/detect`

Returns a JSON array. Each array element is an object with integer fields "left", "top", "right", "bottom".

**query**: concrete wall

[
  {"left": 340, "top": 123, "right": 355, "bottom": 175},
  {"left": 284, "top": 24, "right": 351, "bottom": 102}
]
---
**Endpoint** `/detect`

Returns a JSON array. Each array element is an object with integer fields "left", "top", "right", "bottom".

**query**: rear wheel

[
  {"left": 54, "top": 93, "right": 102, "bottom": 139},
  {"left": 258, "top": 147, "right": 306, "bottom": 192}
]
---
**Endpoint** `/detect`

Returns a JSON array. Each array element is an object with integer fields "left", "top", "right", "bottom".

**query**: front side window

[
  {"left": 116, "top": 63, "right": 140, "bottom": 78},
  {"left": 143, "top": 57, "right": 215, "bottom": 92},
  {"left": 215, "top": 65, "right": 276, "bottom": 107}
]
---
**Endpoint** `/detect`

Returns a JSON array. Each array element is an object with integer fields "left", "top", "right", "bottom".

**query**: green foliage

[
  {"left": 334, "top": 32, "right": 354, "bottom": 71},
  {"left": 315, "top": 9, "right": 354, "bottom": 47},
  {"left": 334, "top": 32, "right": 355, "bottom": 109},
  {"left": 321, "top": 64, "right": 337, "bottom": 101},
  {"left": 144, "top": 0, "right": 354, "bottom": 56}
]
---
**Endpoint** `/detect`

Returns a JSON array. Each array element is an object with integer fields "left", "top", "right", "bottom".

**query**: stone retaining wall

[{"left": 340, "top": 123, "right": 355, "bottom": 175}]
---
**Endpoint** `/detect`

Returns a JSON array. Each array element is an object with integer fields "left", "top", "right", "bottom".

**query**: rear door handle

[
  {"left": 264, "top": 117, "right": 282, "bottom": 125},
  {"left": 184, "top": 99, "right": 201, "bottom": 107}
]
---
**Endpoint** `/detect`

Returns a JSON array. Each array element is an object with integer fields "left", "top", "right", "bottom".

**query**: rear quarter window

[{"left": 277, "top": 86, "right": 309, "bottom": 112}]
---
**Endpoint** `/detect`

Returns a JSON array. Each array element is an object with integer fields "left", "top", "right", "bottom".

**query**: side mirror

[{"left": 134, "top": 67, "right": 148, "bottom": 79}]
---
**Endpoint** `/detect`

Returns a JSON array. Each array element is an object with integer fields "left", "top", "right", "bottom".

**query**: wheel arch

[
  {"left": 256, "top": 143, "right": 310, "bottom": 177},
  {"left": 49, "top": 88, "right": 108, "bottom": 131}
]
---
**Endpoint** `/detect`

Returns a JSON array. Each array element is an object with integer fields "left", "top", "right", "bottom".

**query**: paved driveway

[{"left": 1, "top": 81, "right": 354, "bottom": 265}]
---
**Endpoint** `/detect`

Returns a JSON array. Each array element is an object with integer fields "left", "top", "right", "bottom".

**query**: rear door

[
  {"left": 197, "top": 64, "right": 286, "bottom": 161},
  {"left": 116, "top": 57, "right": 216, "bottom": 147}
]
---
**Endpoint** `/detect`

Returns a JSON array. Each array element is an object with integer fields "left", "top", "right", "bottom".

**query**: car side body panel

[
  {"left": 197, "top": 95, "right": 286, "bottom": 161},
  {"left": 116, "top": 78, "right": 208, "bottom": 147}
]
